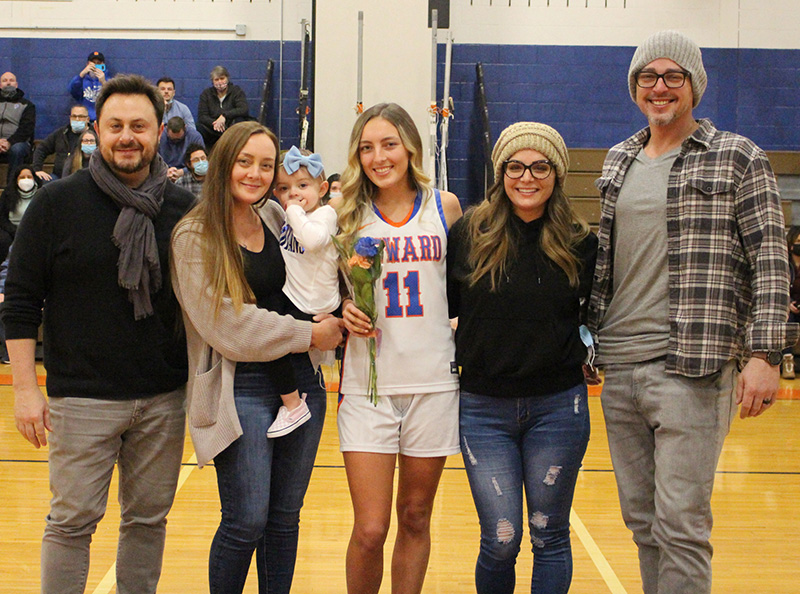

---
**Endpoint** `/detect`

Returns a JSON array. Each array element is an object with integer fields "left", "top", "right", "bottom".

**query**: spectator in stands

[
  {"left": 588, "top": 30, "right": 798, "bottom": 594},
  {"left": 0, "top": 163, "right": 41, "bottom": 261},
  {"left": 0, "top": 72, "right": 36, "bottom": 185},
  {"left": 173, "top": 142, "right": 206, "bottom": 200},
  {"left": 157, "top": 77, "right": 196, "bottom": 130},
  {"left": 0, "top": 247, "right": 9, "bottom": 363},
  {"left": 323, "top": 172, "right": 341, "bottom": 205},
  {"left": 62, "top": 128, "right": 98, "bottom": 177},
  {"left": 197, "top": 66, "right": 249, "bottom": 151},
  {"left": 2, "top": 73, "right": 194, "bottom": 594},
  {"left": 32, "top": 104, "right": 90, "bottom": 183},
  {"left": 159, "top": 116, "right": 205, "bottom": 182},
  {"left": 68, "top": 51, "right": 108, "bottom": 121}
]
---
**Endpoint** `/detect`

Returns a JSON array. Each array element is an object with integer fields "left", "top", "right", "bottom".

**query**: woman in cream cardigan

[{"left": 170, "top": 121, "right": 342, "bottom": 594}]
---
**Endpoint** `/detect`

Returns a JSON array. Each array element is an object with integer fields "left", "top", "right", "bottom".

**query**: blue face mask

[
  {"left": 70, "top": 120, "right": 87, "bottom": 134},
  {"left": 193, "top": 159, "right": 209, "bottom": 176},
  {"left": 81, "top": 143, "right": 97, "bottom": 155}
]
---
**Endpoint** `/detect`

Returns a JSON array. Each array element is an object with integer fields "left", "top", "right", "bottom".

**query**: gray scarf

[{"left": 89, "top": 150, "right": 168, "bottom": 320}]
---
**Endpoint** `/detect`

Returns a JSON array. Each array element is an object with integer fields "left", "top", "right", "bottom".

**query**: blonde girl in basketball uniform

[{"left": 337, "top": 102, "right": 462, "bottom": 594}]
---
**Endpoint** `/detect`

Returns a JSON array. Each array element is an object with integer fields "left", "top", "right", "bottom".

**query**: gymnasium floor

[{"left": 1, "top": 366, "right": 799, "bottom": 593}]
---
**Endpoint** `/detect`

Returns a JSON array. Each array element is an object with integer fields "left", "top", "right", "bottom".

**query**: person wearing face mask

[
  {"left": 0, "top": 71, "right": 36, "bottom": 186},
  {"left": 174, "top": 143, "right": 207, "bottom": 200},
  {"left": 0, "top": 164, "right": 41, "bottom": 261},
  {"left": 68, "top": 51, "right": 108, "bottom": 121},
  {"left": 197, "top": 65, "right": 249, "bottom": 151},
  {"left": 158, "top": 116, "right": 205, "bottom": 182},
  {"left": 32, "top": 105, "right": 90, "bottom": 183},
  {"left": 62, "top": 129, "right": 98, "bottom": 177},
  {"left": 322, "top": 172, "right": 342, "bottom": 206}
]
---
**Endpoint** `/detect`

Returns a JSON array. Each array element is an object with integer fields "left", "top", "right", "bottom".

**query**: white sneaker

[{"left": 267, "top": 395, "right": 311, "bottom": 438}]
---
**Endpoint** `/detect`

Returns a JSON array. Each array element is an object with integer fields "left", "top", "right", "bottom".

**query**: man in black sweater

[{"left": 2, "top": 74, "right": 194, "bottom": 594}]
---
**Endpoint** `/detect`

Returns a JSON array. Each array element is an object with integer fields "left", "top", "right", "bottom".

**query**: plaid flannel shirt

[{"left": 588, "top": 119, "right": 799, "bottom": 377}]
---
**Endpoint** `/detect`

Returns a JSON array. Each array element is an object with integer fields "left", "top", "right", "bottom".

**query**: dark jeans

[
  {"left": 1, "top": 141, "right": 31, "bottom": 184},
  {"left": 209, "top": 354, "right": 326, "bottom": 594},
  {"left": 460, "top": 385, "right": 590, "bottom": 594}
]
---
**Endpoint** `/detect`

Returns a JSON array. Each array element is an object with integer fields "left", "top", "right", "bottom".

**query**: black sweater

[
  {"left": 32, "top": 124, "right": 83, "bottom": 177},
  {"left": 197, "top": 84, "right": 250, "bottom": 129},
  {"left": 1, "top": 169, "right": 194, "bottom": 399},
  {"left": 447, "top": 213, "right": 597, "bottom": 397}
]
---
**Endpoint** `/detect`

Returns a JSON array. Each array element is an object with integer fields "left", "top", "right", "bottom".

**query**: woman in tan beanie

[{"left": 447, "top": 122, "right": 597, "bottom": 593}]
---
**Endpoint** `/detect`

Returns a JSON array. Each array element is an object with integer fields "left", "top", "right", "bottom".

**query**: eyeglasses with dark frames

[
  {"left": 635, "top": 70, "right": 690, "bottom": 89},
  {"left": 502, "top": 159, "right": 554, "bottom": 180}
]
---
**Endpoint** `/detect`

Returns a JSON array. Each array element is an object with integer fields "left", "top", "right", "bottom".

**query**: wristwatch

[{"left": 751, "top": 351, "right": 782, "bottom": 366}]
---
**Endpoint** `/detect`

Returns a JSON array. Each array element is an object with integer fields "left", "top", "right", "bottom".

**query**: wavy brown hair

[
  {"left": 467, "top": 177, "right": 589, "bottom": 291},
  {"left": 172, "top": 121, "right": 279, "bottom": 315},
  {"left": 337, "top": 102, "right": 431, "bottom": 246}
]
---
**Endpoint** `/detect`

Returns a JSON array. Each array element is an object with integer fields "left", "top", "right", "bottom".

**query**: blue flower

[{"left": 354, "top": 237, "right": 380, "bottom": 258}]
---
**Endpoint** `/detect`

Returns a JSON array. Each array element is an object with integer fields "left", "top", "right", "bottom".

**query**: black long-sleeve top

[
  {"left": 32, "top": 124, "right": 82, "bottom": 176},
  {"left": 197, "top": 84, "right": 250, "bottom": 129},
  {"left": 447, "top": 213, "right": 598, "bottom": 397},
  {"left": 1, "top": 169, "right": 194, "bottom": 399}
]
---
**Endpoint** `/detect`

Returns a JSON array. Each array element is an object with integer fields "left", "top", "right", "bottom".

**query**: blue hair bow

[{"left": 282, "top": 145, "right": 325, "bottom": 178}]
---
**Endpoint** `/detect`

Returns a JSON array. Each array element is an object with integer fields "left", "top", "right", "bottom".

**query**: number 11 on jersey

[{"left": 383, "top": 271, "right": 424, "bottom": 317}]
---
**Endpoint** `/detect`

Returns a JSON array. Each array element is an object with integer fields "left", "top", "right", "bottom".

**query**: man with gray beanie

[{"left": 588, "top": 30, "right": 797, "bottom": 594}]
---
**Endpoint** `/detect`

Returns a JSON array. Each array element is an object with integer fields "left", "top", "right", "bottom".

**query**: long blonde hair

[
  {"left": 337, "top": 103, "right": 430, "bottom": 245},
  {"left": 467, "top": 177, "right": 589, "bottom": 290},
  {"left": 172, "top": 121, "right": 280, "bottom": 315}
]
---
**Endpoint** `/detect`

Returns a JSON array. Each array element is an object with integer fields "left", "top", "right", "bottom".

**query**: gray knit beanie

[
  {"left": 491, "top": 122, "right": 569, "bottom": 185},
  {"left": 628, "top": 30, "right": 707, "bottom": 108}
]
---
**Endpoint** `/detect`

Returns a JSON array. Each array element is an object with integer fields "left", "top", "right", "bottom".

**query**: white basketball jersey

[{"left": 341, "top": 189, "right": 459, "bottom": 396}]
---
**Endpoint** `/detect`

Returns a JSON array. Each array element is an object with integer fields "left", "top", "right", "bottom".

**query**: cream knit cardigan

[{"left": 171, "top": 200, "right": 313, "bottom": 467}]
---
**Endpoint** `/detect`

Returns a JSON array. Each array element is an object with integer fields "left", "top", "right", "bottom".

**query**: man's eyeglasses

[
  {"left": 70, "top": 114, "right": 90, "bottom": 121},
  {"left": 635, "top": 70, "right": 690, "bottom": 89},
  {"left": 502, "top": 160, "right": 554, "bottom": 180}
]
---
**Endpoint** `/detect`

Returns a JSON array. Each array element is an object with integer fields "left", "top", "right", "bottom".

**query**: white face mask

[
  {"left": 18, "top": 178, "right": 35, "bottom": 192},
  {"left": 328, "top": 191, "right": 343, "bottom": 200}
]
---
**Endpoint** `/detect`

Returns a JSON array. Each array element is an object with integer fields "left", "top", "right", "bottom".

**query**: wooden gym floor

[{"left": 1, "top": 365, "right": 799, "bottom": 593}]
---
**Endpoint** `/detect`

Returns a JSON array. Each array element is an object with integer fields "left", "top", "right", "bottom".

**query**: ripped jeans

[{"left": 459, "top": 385, "right": 590, "bottom": 594}]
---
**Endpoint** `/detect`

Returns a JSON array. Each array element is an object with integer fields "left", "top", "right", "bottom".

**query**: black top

[
  {"left": 32, "top": 124, "right": 83, "bottom": 176},
  {"left": 240, "top": 221, "right": 297, "bottom": 394},
  {"left": 1, "top": 168, "right": 194, "bottom": 399},
  {"left": 197, "top": 84, "right": 250, "bottom": 129},
  {"left": 447, "top": 213, "right": 598, "bottom": 397}
]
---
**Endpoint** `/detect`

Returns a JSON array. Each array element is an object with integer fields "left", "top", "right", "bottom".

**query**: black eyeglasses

[
  {"left": 635, "top": 70, "right": 690, "bottom": 89},
  {"left": 502, "top": 159, "right": 554, "bottom": 180}
]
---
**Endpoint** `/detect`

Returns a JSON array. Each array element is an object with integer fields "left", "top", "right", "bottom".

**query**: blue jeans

[
  {"left": 209, "top": 354, "right": 326, "bottom": 594},
  {"left": 460, "top": 385, "right": 590, "bottom": 594}
]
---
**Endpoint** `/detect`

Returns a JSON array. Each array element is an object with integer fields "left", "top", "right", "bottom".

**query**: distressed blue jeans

[
  {"left": 459, "top": 385, "right": 590, "bottom": 594},
  {"left": 209, "top": 354, "right": 326, "bottom": 594}
]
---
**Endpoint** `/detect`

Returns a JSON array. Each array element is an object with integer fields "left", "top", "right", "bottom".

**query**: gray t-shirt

[{"left": 596, "top": 146, "right": 680, "bottom": 364}]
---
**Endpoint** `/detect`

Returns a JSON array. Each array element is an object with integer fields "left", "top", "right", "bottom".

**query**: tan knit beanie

[
  {"left": 628, "top": 30, "right": 707, "bottom": 108},
  {"left": 491, "top": 122, "right": 569, "bottom": 185}
]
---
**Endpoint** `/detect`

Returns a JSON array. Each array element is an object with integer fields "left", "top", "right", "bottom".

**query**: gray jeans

[
  {"left": 42, "top": 387, "right": 186, "bottom": 594},
  {"left": 600, "top": 358, "right": 737, "bottom": 594}
]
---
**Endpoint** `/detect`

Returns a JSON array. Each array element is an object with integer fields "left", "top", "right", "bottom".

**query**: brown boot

[{"left": 781, "top": 353, "right": 795, "bottom": 380}]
